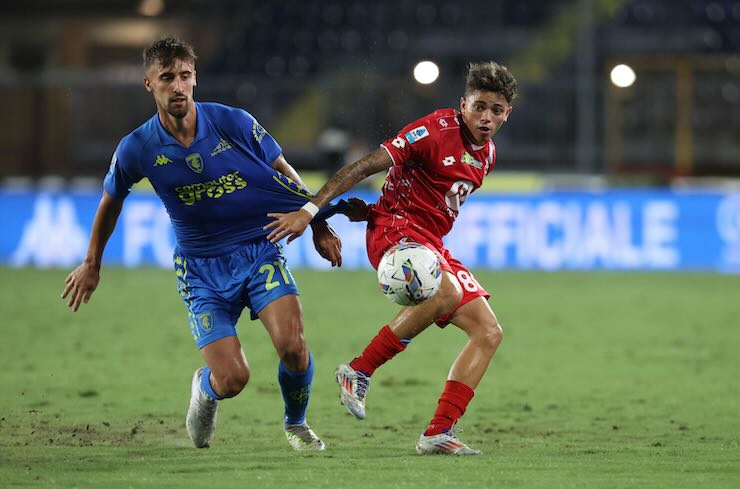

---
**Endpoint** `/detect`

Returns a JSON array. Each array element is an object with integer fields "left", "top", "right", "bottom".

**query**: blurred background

[{"left": 1, "top": 0, "right": 739, "bottom": 271}]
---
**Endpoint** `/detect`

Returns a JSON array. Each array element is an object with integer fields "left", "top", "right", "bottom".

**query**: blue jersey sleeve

[
  {"left": 231, "top": 109, "right": 282, "bottom": 166},
  {"left": 103, "top": 137, "right": 144, "bottom": 198}
]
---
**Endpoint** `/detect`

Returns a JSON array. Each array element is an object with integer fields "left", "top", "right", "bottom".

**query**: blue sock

[
  {"left": 278, "top": 352, "right": 314, "bottom": 425},
  {"left": 199, "top": 367, "right": 223, "bottom": 401}
]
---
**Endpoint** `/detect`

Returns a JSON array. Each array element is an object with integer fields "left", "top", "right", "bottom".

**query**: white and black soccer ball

[{"left": 377, "top": 242, "right": 442, "bottom": 306}]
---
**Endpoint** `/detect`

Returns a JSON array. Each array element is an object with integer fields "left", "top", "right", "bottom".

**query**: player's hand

[
  {"left": 61, "top": 262, "right": 100, "bottom": 312},
  {"left": 311, "top": 221, "right": 342, "bottom": 267},
  {"left": 343, "top": 197, "right": 370, "bottom": 222},
  {"left": 264, "top": 209, "right": 312, "bottom": 244}
]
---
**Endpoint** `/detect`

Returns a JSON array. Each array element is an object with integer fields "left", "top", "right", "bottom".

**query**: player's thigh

[
  {"left": 245, "top": 242, "right": 306, "bottom": 356},
  {"left": 174, "top": 251, "right": 241, "bottom": 350},
  {"left": 450, "top": 297, "right": 503, "bottom": 350},
  {"left": 434, "top": 253, "right": 490, "bottom": 326},
  {"left": 257, "top": 293, "right": 305, "bottom": 350}
]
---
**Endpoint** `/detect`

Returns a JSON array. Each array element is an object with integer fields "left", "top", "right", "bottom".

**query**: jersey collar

[{"left": 155, "top": 102, "right": 209, "bottom": 148}]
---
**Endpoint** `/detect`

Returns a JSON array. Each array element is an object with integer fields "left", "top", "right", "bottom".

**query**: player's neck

[
  {"left": 461, "top": 123, "right": 488, "bottom": 149},
  {"left": 158, "top": 105, "right": 197, "bottom": 148}
]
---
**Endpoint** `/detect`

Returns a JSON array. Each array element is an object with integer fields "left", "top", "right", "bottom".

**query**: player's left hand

[
  {"left": 265, "top": 209, "right": 312, "bottom": 243},
  {"left": 310, "top": 221, "right": 342, "bottom": 267}
]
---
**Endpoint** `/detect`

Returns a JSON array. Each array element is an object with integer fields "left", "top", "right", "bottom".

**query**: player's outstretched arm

[
  {"left": 61, "top": 191, "right": 124, "bottom": 312},
  {"left": 265, "top": 148, "right": 392, "bottom": 243}
]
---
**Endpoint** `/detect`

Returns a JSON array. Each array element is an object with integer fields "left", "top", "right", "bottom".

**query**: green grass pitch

[{"left": 1, "top": 268, "right": 739, "bottom": 488}]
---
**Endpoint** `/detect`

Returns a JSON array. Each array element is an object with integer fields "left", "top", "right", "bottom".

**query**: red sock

[
  {"left": 349, "top": 325, "right": 407, "bottom": 376},
  {"left": 424, "top": 380, "right": 475, "bottom": 436}
]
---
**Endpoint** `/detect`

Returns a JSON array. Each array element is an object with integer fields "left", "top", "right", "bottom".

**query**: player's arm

[
  {"left": 265, "top": 148, "right": 392, "bottom": 243},
  {"left": 270, "top": 154, "right": 343, "bottom": 267},
  {"left": 61, "top": 191, "right": 124, "bottom": 311},
  {"left": 271, "top": 154, "right": 310, "bottom": 189}
]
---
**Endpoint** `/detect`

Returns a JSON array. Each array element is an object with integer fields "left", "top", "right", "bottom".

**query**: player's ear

[
  {"left": 504, "top": 105, "right": 512, "bottom": 122},
  {"left": 459, "top": 96, "right": 466, "bottom": 112},
  {"left": 193, "top": 70, "right": 197, "bottom": 87},
  {"left": 144, "top": 76, "right": 152, "bottom": 92}
]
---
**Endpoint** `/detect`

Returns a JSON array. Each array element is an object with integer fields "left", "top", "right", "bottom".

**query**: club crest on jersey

[
  {"left": 405, "top": 126, "right": 429, "bottom": 144},
  {"left": 198, "top": 312, "right": 213, "bottom": 333},
  {"left": 461, "top": 152, "right": 483, "bottom": 170},
  {"left": 185, "top": 153, "right": 204, "bottom": 173}
]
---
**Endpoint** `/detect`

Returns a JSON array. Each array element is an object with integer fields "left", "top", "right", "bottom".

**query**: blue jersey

[{"left": 104, "top": 102, "right": 323, "bottom": 256}]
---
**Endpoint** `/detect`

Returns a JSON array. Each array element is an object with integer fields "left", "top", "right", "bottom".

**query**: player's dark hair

[
  {"left": 143, "top": 37, "right": 197, "bottom": 69},
  {"left": 465, "top": 62, "right": 518, "bottom": 104}
]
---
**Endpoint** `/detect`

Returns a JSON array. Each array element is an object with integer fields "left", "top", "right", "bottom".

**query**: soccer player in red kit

[{"left": 266, "top": 62, "right": 517, "bottom": 455}]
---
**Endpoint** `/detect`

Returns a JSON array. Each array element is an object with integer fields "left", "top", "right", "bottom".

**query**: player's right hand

[
  {"left": 343, "top": 197, "right": 370, "bottom": 222},
  {"left": 264, "top": 209, "right": 312, "bottom": 244},
  {"left": 61, "top": 262, "right": 100, "bottom": 312}
]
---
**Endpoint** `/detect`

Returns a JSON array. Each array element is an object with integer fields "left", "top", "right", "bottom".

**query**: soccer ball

[{"left": 377, "top": 242, "right": 442, "bottom": 306}]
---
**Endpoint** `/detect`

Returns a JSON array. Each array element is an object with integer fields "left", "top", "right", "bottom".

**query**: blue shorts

[{"left": 173, "top": 240, "right": 299, "bottom": 349}]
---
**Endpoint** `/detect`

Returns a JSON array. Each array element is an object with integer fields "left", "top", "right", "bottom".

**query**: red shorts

[{"left": 366, "top": 224, "right": 490, "bottom": 326}]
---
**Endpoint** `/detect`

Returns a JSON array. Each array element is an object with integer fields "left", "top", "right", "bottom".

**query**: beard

[{"left": 167, "top": 98, "right": 189, "bottom": 119}]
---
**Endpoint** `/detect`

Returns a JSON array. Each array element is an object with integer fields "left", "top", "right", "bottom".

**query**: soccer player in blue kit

[{"left": 61, "top": 38, "right": 343, "bottom": 451}]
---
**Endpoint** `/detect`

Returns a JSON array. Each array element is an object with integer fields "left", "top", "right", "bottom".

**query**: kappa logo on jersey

[
  {"left": 442, "top": 156, "right": 456, "bottom": 166},
  {"left": 252, "top": 120, "right": 267, "bottom": 143},
  {"left": 405, "top": 126, "right": 429, "bottom": 144},
  {"left": 210, "top": 138, "right": 233, "bottom": 157},
  {"left": 438, "top": 118, "right": 448, "bottom": 128},
  {"left": 185, "top": 153, "right": 204, "bottom": 173},
  {"left": 461, "top": 152, "right": 483, "bottom": 170},
  {"left": 154, "top": 154, "right": 173, "bottom": 167}
]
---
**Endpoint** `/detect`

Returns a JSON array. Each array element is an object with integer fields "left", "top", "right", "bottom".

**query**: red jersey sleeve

[{"left": 380, "top": 117, "right": 437, "bottom": 167}]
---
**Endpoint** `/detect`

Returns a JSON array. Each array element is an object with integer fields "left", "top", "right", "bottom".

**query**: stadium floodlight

[
  {"left": 414, "top": 61, "right": 440, "bottom": 85},
  {"left": 610, "top": 64, "right": 636, "bottom": 88}
]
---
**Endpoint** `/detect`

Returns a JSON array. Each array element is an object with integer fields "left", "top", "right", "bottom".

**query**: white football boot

[
  {"left": 186, "top": 368, "right": 219, "bottom": 448},
  {"left": 284, "top": 421, "right": 326, "bottom": 451},
  {"left": 415, "top": 426, "right": 481, "bottom": 455},
  {"left": 335, "top": 363, "right": 370, "bottom": 419}
]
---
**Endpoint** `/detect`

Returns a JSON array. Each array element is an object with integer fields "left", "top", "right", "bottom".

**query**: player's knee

[
  {"left": 278, "top": 339, "right": 308, "bottom": 371},
  {"left": 477, "top": 318, "right": 503, "bottom": 353},
  {"left": 215, "top": 365, "right": 250, "bottom": 398}
]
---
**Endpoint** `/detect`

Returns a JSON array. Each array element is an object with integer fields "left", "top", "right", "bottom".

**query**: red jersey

[{"left": 372, "top": 108, "right": 497, "bottom": 247}]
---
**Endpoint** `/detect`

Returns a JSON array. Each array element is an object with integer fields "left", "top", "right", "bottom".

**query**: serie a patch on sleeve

[
  {"left": 252, "top": 120, "right": 266, "bottom": 143},
  {"left": 404, "top": 126, "right": 429, "bottom": 144}
]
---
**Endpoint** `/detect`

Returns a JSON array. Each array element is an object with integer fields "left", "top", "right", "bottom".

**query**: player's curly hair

[
  {"left": 143, "top": 37, "right": 197, "bottom": 69},
  {"left": 465, "top": 62, "right": 518, "bottom": 104}
]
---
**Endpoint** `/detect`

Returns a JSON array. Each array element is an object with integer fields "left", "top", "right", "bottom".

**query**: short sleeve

[
  {"left": 380, "top": 117, "right": 435, "bottom": 166},
  {"left": 103, "top": 138, "right": 143, "bottom": 198},
  {"left": 233, "top": 109, "right": 282, "bottom": 165}
]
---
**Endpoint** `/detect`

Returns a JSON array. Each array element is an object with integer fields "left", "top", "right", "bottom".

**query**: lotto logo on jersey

[{"left": 405, "top": 126, "right": 429, "bottom": 144}]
